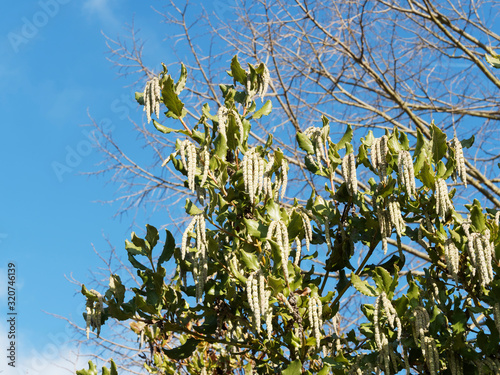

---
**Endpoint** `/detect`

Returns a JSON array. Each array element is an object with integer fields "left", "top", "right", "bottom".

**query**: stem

[{"left": 179, "top": 117, "right": 192, "bottom": 135}]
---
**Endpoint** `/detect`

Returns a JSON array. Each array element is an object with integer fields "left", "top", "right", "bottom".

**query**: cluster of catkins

[
  {"left": 462, "top": 222, "right": 495, "bottom": 287},
  {"left": 85, "top": 289, "right": 104, "bottom": 339},
  {"left": 246, "top": 270, "right": 272, "bottom": 338},
  {"left": 308, "top": 295, "right": 323, "bottom": 349},
  {"left": 143, "top": 77, "right": 161, "bottom": 123},
  {"left": 304, "top": 126, "right": 331, "bottom": 172},
  {"left": 412, "top": 306, "right": 439, "bottom": 375},
  {"left": 179, "top": 140, "right": 209, "bottom": 193},
  {"left": 242, "top": 148, "right": 288, "bottom": 203},
  {"left": 217, "top": 106, "right": 245, "bottom": 144},
  {"left": 374, "top": 292, "right": 406, "bottom": 374}
]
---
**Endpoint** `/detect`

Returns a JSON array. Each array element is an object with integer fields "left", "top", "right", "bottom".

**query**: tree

[
  {"left": 70, "top": 1, "right": 500, "bottom": 373},
  {"left": 77, "top": 56, "right": 500, "bottom": 375}
]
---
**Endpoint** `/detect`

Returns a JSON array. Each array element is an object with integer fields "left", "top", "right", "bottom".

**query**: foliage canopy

[{"left": 78, "top": 56, "right": 500, "bottom": 375}]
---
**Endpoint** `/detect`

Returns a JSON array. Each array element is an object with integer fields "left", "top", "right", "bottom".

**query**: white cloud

[
  {"left": 0, "top": 321, "right": 88, "bottom": 375},
  {"left": 82, "top": 0, "right": 120, "bottom": 30}
]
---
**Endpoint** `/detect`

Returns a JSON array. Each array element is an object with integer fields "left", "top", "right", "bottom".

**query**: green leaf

[
  {"left": 185, "top": 199, "right": 203, "bottom": 216},
  {"left": 266, "top": 199, "right": 282, "bottom": 222},
  {"left": 282, "top": 360, "right": 302, "bottom": 375},
  {"left": 461, "top": 135, "right": 475, "bottom": 149},
  {"left": 419, "top": 161, "right": 435, "bottom": 189},
  {"left": 145, "top": 224, "right": 159, "bottom": 250},
  {"left": 372, "top": 267, "right": 397, "bottom": 297},
  {"left": 135, "top": 92, "right": 144, "bottom": 106},
  {"left": 334, "top": 125, "right": 353, "bottom": 152},
  {"left": 152, "top": 119, "right": 177, "bottom": 134},
  {"left": 158, "top": 230, "right": 175, "bottom": 265},
  {"left": 436, "top": 160, "right": 446, "bottom": 179},
  {"left": 239, "top": 248, "right": 260, "bottom": 271},
  {"left": 125, "top": 235, "right": 147, "bottom": 256},
  {"left": 351, "top": 274, "right": 377, "bottom": 297},
  {"left": 431, "top": 123, "right": 447, "bottom": 163},
  {"left": 230, "top": 55, "right": 247, "bottom": 85},
  {"left": 244, "top": 218, "right": 262, "bottom": 238},
  {"left": 77, "top": 361, "right": 98, "bottom": 375},
  {"left": 414, "top": 129, "right": 427, "bottom": 174},
  {"left": 162, "top": 338, "right": 199, "bottom": 360},
  {"left": 251, "top": 100, "right": 272, "bottom": 119},
  {"left": 296, "top": 132, "right": 315, "bottom": 155},
  {"left": 470, "top": 201, "right": 486, "bottom": 232},
  {"left": 161, "top": 76, "right": 184, "bottom": 118},
  {"left": 174, "top": 63, "right": 187, "bottom": 94}
]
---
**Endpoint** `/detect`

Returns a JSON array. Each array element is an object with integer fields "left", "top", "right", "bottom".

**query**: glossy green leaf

[
  {"left": 239, "top": 248, "right": 260, "bottom": 271},
  {"left": 351, "top": 274, "right": 377, "bottom": 297},
  {"left": 296, "top": 132, "right": 315, "bottom": 155},
  {"left": 244, "top": 218, "right": 262, "bottom": 238},
  {"left": 135, "top": 92, "right": 144, "bottom": 105},
  {"left": 230, "top": 55, "right": 247, "bottom": 85},
  {"left": 470, "top": 200, "right": 486, "bottom": 232},
  {"left": 461, "top": 135, "right": 475, "bottom": 149},
  {"left": 282, "top": 360, "right": 302, "bottom": 375},
  {"left": 174, "top": 63, "right": 187, "bottom": 95},
  {"left": 185, "top": 199, "right": 203, "bottom": 216},
  {"left": 161, "top": 76, "right": 184, "bottom": 118},
  {"left": 334, "top": 125, "right": 353, "bottom": 152},
  {"left": 162, "top": 338, "right": 199, "bottom": 360},
  {"left": 145, "top": 224, "right": 159, "bottom": 250},
  {"left": 419, "top": 161, "right": 435, "bottom": 189},
  {"left": 158, "top": 230, "right": 175, "bottom": 265},
  {"left": 152, "top": 119, "right": 177, "bottom": 134},
  {"left": 76, "top": 361, "right": 98, "bottom": 375},
  {"left": 251, "top": 100, "right": 272, "bottom": 119},
  {"left": 431, "top": 123, "right": 447, "bottom": 163}
]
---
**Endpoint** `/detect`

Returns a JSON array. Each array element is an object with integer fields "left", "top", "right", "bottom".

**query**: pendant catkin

[
  {"left": 217, "top": 106, "right": 228, "bottom": 140},
  {"left": 246, "top": 270, "right": 270, "bottom": 335},
  {"left": 342, "top": 153, "right": 358, "bottom": 196},
  {"left": 259, "top": 64, "right": 271, "bottom": 100},
  {"left": 242, "top": 148, "right": 265, "bottom": 204},
  {"left": 143, "top": 77, "right": 161, "bottom": 123},
  {"left": 397, "top": 150, "right": 417, "bottom": 198},
  {"left": 371, "top": 136, "right": 388, "bottom": 182},
  {"left": 308, "top": 295, "right": 323, "bottom": 348},
  {"left": 435, "top": 178, "right": 453, "bottom": 219},
  {"left": 444, "top": 238, "right": 460, "bottom": 282},
  {"left": 453, "top": 136, "right": 467, "bottom": 187}
]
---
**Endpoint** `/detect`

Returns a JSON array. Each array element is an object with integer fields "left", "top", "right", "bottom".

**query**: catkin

[
  {"left": 435, "top": 178, "right": 454, "bottom": 218},
  {"left": 232, "top": 109, "right": 245, "bottom": 144},
  {"left": 143, "top": 77, "right": 161, "bottom": 123},
  {"left": 372, "top": 136, "right": 388, "bottom": 181},
  {"left": 453, "top": 136, "right": 467, "bottom": 187},
  {"left": 388, "top": 199, "right": 405, "bottom": 237},
  {"left": 397, "top": 150, "right": 417, "bottom": 198},
  {"left": 259, "top": 64, "right": 271, "bottom": 101},
  {"left": 217, "top": 106, "right": 228, "bottom": 140},
  {"left": 444, "top": 238, "right": 460, "bottom": 282},
  {"left": 342, "top": 153, "right": 358, "bottom": 196}
]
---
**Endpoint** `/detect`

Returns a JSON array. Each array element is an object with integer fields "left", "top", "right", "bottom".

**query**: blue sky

[{"left": 0, "top": 1, "right": 228, "bottom": 373}]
